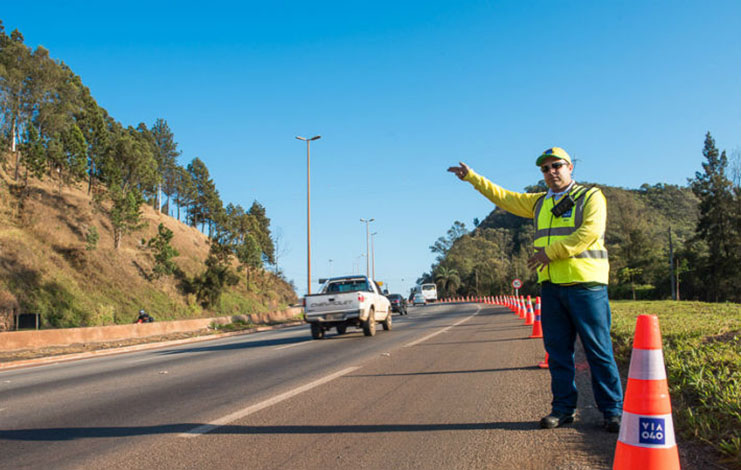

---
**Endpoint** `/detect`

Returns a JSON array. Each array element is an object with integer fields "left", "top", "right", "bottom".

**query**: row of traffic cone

[{"left": 437, "top": 296, "right": 500, "bottom": 304}]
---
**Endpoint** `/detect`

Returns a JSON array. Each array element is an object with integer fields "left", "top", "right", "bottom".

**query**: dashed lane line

[
  {"left": 273, "top": 339, "right": 313, "bottom": 350},
  {"left": 403, "top": 307, "right": 480, "bottom": 348}
]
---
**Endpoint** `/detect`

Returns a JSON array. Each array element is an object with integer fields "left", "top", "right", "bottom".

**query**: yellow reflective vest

[{"left": 463, "top": 170, "right": 609, "bottom": 285}]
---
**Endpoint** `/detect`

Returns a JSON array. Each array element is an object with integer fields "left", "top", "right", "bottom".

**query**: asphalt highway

[{"left": 0, "top": 303, "right": 619, "bottom": 470}]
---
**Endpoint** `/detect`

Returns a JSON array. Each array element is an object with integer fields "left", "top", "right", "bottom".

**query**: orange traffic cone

[
  {"left": 519, "top": 296, "right": 526, "bottom": 319},
  {"left": 538, "top": 351, "right": 549, "bottom": 369},
  {"left": 613, "top": 315, "right": 680, "bottom": 470},
  {"left": 529, "top": 296, "right": 543, "bottom": 338},
  {"left": 525, "top": 296, "right": 534, "bottom": 325}
]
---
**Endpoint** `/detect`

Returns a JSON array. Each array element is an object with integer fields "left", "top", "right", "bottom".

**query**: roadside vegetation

[
  {"left": 611, "top": 301, "right": 741, "bottom": 468},
  {"left": 0, "top": 22, "right": 297, "bottom": 329}
]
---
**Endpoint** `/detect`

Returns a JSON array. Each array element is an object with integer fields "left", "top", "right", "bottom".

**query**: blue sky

[{"left": 3, "top": 1, "right": 740, "bottom": 297}]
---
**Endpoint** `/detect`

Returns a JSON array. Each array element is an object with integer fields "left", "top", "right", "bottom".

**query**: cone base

[{"left": 613, "top": 441, "right": 679, "bottom": 470}]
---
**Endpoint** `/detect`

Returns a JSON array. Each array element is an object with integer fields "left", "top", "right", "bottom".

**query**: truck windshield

[{"left": 326, "top": 280, "right": 369, "bottom": 293}]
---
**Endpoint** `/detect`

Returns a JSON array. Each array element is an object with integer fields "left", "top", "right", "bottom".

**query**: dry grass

[{"left": 0, "top": 160, "right": 296, "bottom": 328}]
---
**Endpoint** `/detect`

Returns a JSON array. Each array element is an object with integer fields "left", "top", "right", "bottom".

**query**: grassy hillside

[{"left": 0, "top": 163, "right": 297, "bottom": 328}]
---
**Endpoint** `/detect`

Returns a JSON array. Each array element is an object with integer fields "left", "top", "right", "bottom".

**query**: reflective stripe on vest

[{"left": 533, "top": 185, "right": 609, "bottom": 284}]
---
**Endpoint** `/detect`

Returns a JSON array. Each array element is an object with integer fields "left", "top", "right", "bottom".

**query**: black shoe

[
  {"left": 539, "top": 411, "right": 575, "bottom": 429},
  {"left": 604, "top": 415, "right": 621, "bottom": 433}
]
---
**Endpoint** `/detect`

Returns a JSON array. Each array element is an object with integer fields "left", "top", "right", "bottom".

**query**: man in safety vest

[{"left": 448, "top": 147, "right": 623, "bottom": 432}]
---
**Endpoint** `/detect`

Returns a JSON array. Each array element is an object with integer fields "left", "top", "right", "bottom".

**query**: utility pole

[
  {"left": 296, "top": 135, "right": 321, "bottom": 295},
  {"left": 360, "top": 218, "right": 374, "bottom": 278},
  {"left": 371, "top": 232, "right": 377, "bottom": 280}
]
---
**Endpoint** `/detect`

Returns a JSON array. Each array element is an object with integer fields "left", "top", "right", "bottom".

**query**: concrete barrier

[{"left": 0, "top": 307, "right": 304, "bottom": 352}]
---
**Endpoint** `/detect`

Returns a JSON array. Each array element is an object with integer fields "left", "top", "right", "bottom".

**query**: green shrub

[{"left": 85, "top": 226, "right": 99, "bottom": 251}]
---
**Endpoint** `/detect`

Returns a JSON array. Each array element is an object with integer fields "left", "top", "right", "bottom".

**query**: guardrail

[{"left": 0, "top": 307, "right": 303, "bottom": 352}]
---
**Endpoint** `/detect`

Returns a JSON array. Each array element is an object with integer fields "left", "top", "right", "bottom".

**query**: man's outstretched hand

[{"left": 447, "top": 162, "right": 470, "bottom": 180}]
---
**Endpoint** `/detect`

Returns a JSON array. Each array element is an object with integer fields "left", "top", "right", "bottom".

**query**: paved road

[{"left": 0, "top": 303, "right": 618, "bottom": 469}]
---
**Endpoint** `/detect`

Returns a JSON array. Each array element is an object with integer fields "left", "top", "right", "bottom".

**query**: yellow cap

[{"left": 536, "top": 147, "right": 572, "bottom": 166}]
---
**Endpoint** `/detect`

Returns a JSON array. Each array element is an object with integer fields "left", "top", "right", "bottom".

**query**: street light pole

[
  {"left": 360, "top": 218, "right": 374, "bottom": 279},
  {"left": 371, "top": 232, "right": 377, "bottom": 280},
  {"left": 296, "top": 135, "right": 321, "bottom": 295}
]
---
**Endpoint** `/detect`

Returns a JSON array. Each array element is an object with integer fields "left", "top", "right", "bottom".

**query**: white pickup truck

[{"left": 303, "top": 275, "right": 392, "bottom": 339}]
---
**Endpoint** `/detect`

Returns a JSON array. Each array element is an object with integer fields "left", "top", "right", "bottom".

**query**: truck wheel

[
  {"left": 363, "top": 308, "right": 376, "bottom": 336},
  {"left": 382, "top": 312, "right": 392, "bottom": 331},
  {"left": 310, "top": 323, "right": 324, "bottom": 339},
  {"left": 336, "top": 325, "right": 347, "bottom": 335}
]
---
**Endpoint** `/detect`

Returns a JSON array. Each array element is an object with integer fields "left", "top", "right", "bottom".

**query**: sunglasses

[{"left": 540, "top": 161, "right": 568, "bottom": 173}]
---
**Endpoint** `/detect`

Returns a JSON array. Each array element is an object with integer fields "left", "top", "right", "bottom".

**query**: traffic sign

[{"left": 512, "top": 279, "right": 522, "bottom": 289}]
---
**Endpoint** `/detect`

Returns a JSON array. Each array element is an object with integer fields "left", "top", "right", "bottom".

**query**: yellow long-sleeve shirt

[{"left": 463, "top": 169, "right": 607, "bottom": 263}]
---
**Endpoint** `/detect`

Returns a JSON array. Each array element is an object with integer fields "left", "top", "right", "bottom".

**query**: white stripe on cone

[
  {"left": 618, "top": 411, "right": 676, "bottom": 449},
  {"left": 628, "top": 349, "right": 667, "bottom": 381}
]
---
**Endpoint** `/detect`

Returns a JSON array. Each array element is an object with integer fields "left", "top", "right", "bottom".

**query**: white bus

[{"left": 416, "top": 283, "right": 438, "bottom": 303}]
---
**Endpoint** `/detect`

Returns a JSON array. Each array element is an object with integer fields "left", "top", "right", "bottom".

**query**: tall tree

[
  {"left": 186, "top": 157, "right": 216, "bottom": 229},
  {"left": 150, "top": 118, "right": 180, "bottom": 213},
  {"left": 429, "top": 221, "right": 468, "bottom": 261},
  {"left": 689, "top": 132, "right": 740, "bottom": 301},
  {"left": 75, "top": 88, "right": 110, "bottom": 195},
  {"left": 248, "top": 201, "right": 274, "bottom": 265},
  {"left": 0, "top": 28, "right": 33, "bottom": 176},
  {"left": 173, "top": 164, "right": 195, "bottom": 223},
  {"left": 98, "top": 125, "right": 157, "bottom": 248}
]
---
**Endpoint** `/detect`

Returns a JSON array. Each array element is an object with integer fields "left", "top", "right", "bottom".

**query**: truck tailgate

[{"left": 305, "top": 292, "right": 359, "bottom": 317}]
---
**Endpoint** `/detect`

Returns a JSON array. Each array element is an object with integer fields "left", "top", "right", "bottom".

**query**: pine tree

[
  {"left": 173, "top": 164, "right": 195, "bottom": 223},
  {"left": 248, "top": 201, "right": 274, "bottom": 264},
  {"left": 151, "top": 118, "right": 180, "bottom": 213},
  {"left": 689, "top": 132, "right": 740, "bottom": 301},
  {"left": 186, "top": 158, "right": 213, "bottom": 229}
]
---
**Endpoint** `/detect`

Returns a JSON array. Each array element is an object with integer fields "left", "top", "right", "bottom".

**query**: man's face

[{"left": 540, "top": 156, "right": 573, "bottom": 192}]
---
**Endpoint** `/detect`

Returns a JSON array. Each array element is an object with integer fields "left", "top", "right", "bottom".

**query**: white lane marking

[
  {"left": 179, "top": 366, "right": 360, "bottom": 438},
  {"left": 404, "top": 308, "right": 480, "bottom": 348},
  {"left": 127, "top": 356, "right": 160, "bottom": 364},
  {"left": 274, "top": 341, "right": 310, "bottom": 350}
]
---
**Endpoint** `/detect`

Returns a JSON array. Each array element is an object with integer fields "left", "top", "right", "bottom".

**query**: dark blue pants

[{"left": 540, "top": 282, "right": 623, "bottom": 418}]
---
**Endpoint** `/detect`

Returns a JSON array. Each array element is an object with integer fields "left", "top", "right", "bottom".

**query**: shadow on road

[
  {"left": 0, "top": 421, "right": 538, "bottom": 441},
  {"left": 347, "top": 365, "right": 539, "bottom": 377},
  {"left": 417, "top": 337, "right": 529, "bottom": 346},
  {"left": 157, "top": 335, "right": 308, "bottom": 356}
]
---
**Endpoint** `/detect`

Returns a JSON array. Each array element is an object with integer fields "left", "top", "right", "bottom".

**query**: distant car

[
  {"left": 386, "top": 294, "right": 407, "bottom": 315},
  {"left": 413, "top": 293, "right": 426, "bottom": 306}
]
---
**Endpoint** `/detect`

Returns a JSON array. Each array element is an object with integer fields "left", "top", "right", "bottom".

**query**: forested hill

[
  {"left": 0, "top": 22, "right": 297, "bottom": 329},
  {"left": 425, "top": 142, "right": 741, "bottom": 304}
]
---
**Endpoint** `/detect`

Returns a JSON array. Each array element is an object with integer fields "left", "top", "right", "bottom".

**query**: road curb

[{"left": 0, "top": 321, "right": 306, "bottom": 372}]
